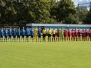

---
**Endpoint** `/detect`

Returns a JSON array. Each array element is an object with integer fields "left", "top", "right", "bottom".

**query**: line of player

[{"left": 0, "top": 27, "right": 91, "bottom": 42}]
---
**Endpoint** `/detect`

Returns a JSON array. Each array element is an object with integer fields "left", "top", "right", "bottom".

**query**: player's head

[
  {"left": 23, "top": 27, "right": 24, "bottom": 29},
  {"left": 57, "top": 28, "right": 59, "bottom": 30},
  {"left": 10, "top": 27, "right": 11, "bottom": 29},
  {"left": 26, "top": 27, "right": 28, "bottom": 29},
  {"left": 38, "top": 28, "right": 40, "bottom": 30},
  {"left": 18, "top": 27, "right": 20, "bottom": 30}
]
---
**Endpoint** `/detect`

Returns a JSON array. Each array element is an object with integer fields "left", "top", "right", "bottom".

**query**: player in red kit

[
  {"left": 89, "top": 29, "right": 91, "bottom": 41},
  {"left": 74, "top": 28, "right": 77, "bottom": 41},
  {"left": 56, "top": 28, "right": 60, "bottom": 41},
  {"left": 64, "top": 29, "right": 67, "bottom": 41},
  {"left": 67, "top": 28, "right": 71, "bottom": 41},
  {"left": 77, "top": 28, "right": 81, "bottom": 41},
  {"left": 84, "top": 29, "right": 88, "bottom": 41},
  {"left": 71, "top": 29, "right": 75, "bottom": 41},
  {"left": 82, "top": 29, "right": 85, "bottom": 41}
]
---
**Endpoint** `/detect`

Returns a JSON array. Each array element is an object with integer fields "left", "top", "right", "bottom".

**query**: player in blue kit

[
  {"left": 4, "top": 28, "right": 9, "bottom": 42},
  {"left": 31, "top": 28, "right": 34, "bottom": 42},
  {"left": 25, "top": 27, "right": 30, "bottom": 42},
  {"left": 21, "top": 27, "right": 25, "bottom": 42},
  {"left": 17, "top": 28, "right": 21, "bottom": 42},
  {"left": 38, "top": 28, "right": 41, "bottom": 42},
  {"left": 1, "top": 28, "right": 4, "bottom": 42},
  {"left": 0, "top": 29, "right": 1, "bottom": 42},
  {"left": 13, "top": 28, "right": 17, "bottom": 42},
  {"left": 8, "top": 27, "right": 13, "bottom": 42}
]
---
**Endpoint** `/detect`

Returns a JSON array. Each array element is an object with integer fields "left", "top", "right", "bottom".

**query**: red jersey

[
  {"left": 74, "top": 30, "right": 77, "bottom": 36},
  {"left": 78, "top": 29, "right": 80, "bottom": 37},
  {"left": 89, "top": 30, "right": 91, "bottom": 37},
  {"left": 67, "top": 29, "right": 70, "bottom": 36},
  {"left": 64, "top": 30, "right": 68, "bottom": 37},
  {"left": 56, "top": 29, "right": 60, "bottom": 36},
  {"left": 82, "top": 30, "right": 85, "bottom": 37},
  {"left": 71, "top": 30, "right": 74, "bottom": 37},
  {"left": 84, "top": 30, "right": 88, "bottom": 37}
]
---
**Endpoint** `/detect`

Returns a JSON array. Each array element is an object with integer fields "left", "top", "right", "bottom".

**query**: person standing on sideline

[
  {"left": 60, "top": 28, "right": 64, "bottom": 41},
  {"left": 21, "top": 27, "right": 25, "bottom": 42},
  {"left": 42, "top": 28, "right": 47, "bottom": 42},
  {"left": 0, "top": 29, "right": 1, "bottom": 42},
  {"left": 67, "top": 28, "right": 71, "bottom": 41},
  {"left": 4, "top": 28, "right": 9, "bottom": 42},
  {"left": 71, "top": 29, "right": 75, "bottom": 41},
  {"left": 12, "top": 28, "right": 17, "bottom": 42},
  {"left": 17, "top": 28, "right": 21, "bottom": 42},
  {"left": 82, "top": 29, "right": 85, "bottom": 41},
  {"left": 1, "top": 28, "right": 4, "bottom": 42},
  {"left": 38, "top": 28, "right": 42, "bottom": 42},
  {"left": 77, "top": 28, "right": 81, "bottom": 41},
  {"left": 89, "top": 29, "right": 91, "bottom": 41},
  {"left": 31, "top": 28, "right": 34, "bottom": 42},
  {"left": 25, "top": 27, "right": 30, "bottom": 42},
  {"left": 56, "top": 28, "right": 60, "bottom": 41},
  {"left": 8, "top": 27, "right": 13, "bottom": 42},
  {"left": 34, "top": 27, "right": 37, "bottom": 42},
  {"left": 48, "top": 28, "right": 51, "bottom": 42},
  {"left": 52, "top": 28, "right": 56, "bottom": 42}
]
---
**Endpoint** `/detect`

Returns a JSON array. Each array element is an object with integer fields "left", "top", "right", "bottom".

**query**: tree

[
  {"left": 56, "top": 0, "right": 77, "bottom": 24},
  {"left": 83, "top": 8, "right": 91, "bottom": 24}
]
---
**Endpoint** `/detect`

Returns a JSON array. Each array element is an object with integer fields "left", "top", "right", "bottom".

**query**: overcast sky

[{"left": 72, "top": 0, "right": 91, "bottom": 7}]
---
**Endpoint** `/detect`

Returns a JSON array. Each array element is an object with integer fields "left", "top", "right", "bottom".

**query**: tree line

[{"left": 0, "top": 0, "right": 91, "bottom": 25}]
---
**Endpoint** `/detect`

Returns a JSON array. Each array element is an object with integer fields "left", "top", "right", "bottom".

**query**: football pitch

[{"left": 0, "top": 42, "right": 91, "bottom": 68}]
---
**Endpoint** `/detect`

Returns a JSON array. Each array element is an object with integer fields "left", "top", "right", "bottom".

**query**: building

[
  {"left": 26, "top": 23, "right": 91, "bottom": 29},
  {"left": 79, "top": 6, "right": 87, "bottom": 10}
]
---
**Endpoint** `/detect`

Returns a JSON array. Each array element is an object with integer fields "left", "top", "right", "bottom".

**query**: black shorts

[
  {"left": 13, "top": 36, "right": 16, "bottom": 38},
  {"left": 17, "top": 35, "right": 20, "bottom": 38},
  {"left": 31, "top": 35, "right": 33, "bottom": 38},
  {"left": 9, "top": 35, "right": 12, "bottom": 38},
  {"left": 5, "top": 36, "right": 7, "bottom": 38},
  {"left": 22, "top": 35, "right": 25, "bottom": 38},
  {"left": 26, "top": 35, "right": 29, "bottom": 38},
  {"left": 38, "top": 35, "right": 41, "bottom": 38},
  {"left": 48, "top": 34, "right": 51, "bottom": 37},
  {"left": 0, "top": 36, "right": 3, "bottom": 38},
  {"left": 53, "top": 34, "right": 55, "bottom": 37},
  {"left": 43, "top": 34, "right": 46, "bottom": 38}
]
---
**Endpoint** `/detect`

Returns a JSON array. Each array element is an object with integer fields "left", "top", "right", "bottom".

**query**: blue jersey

[
  {"left": 17, "top": 30, "right": 20, "bottom": 36},
  {"left": 1, "top": 30, "right": 4, "bottom": 36},
  {"left": 30, "top": 29, "right": 31, "bottom": 36},
  {"left": 0, "top": 30, "right": 1, "bottom": 36},
  {"left": 13, "top": 30, "right": 17, "bottom": 36},
  {"left": 38, "top": 30, "right": 41, "bottom": 35},
  {"left": 21, "top": 29, "right": 25, "bottom": 35},
  {"left": 25, "top": 29, "right": 30, "bottom": 36},
  {"left": 5, "top": 30, "right": 9, "bottom": 36},
  {"left": 9, "top": 29, "right": 12, "bottom": 36},
  {"left": 31, "top": 29, "right": 34, "bottom": 36}
]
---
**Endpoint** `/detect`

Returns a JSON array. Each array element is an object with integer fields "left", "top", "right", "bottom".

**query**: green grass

[{"left": 0, "top": 42, "right": 91, "bottom": 68}]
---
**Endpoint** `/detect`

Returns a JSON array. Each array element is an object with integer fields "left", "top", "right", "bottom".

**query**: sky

[{"left": 72, "top": 0, "right": 91, "bottom": 7}]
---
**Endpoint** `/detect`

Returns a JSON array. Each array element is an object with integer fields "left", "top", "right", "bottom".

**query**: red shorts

[
  {"left": 57, "top": 34, "right": 60, "bottom": 37},
  {"left": 89, "top": 35, "right": 91, "bottom": 37},
  {"left": 78, "top": 35, "right": 80, "bottom": 37},
  {"left": 82, "top": 35, "right": 85, "bottom": 38}
]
